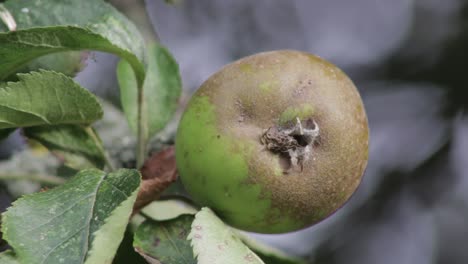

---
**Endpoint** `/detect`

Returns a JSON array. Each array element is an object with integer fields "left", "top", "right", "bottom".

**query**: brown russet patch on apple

[{"left": 235, "top": 99, "right": 252, "bottom": 124}]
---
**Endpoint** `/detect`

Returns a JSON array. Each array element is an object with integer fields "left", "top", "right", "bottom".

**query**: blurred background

[{"left": 2, "top": 0, "right": 468, "bottom": 263}]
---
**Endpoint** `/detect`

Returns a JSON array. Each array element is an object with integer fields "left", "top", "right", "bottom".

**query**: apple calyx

[{"left": 260, "top": 117, "right": 319, "bottom": 173}]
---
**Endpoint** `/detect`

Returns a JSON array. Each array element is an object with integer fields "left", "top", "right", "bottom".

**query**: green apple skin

[{"left": 175, "top": 50, "right": 369, "bottom": 234}]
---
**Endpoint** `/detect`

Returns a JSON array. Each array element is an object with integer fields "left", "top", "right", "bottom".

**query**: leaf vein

[
  {"left": 104, "top": 180, "right": 129, "bottom": 199},
  {"left": 16, "top": 193, "right": 94, "bottom": 238},
  {"left": 162, "top": 226, "right": 190, "bottom": 263},
  {"left": 80, "top": 173, "right": 106, "bottom": 263},
  {"left": 38, "top": 223, "right": 88, "bottom": 264},
  {"left": 52, "top": 83, "right": 65, "bottom": 121},
  {"left": 0, "top": 104, "right": 51, "bottom": 125}
]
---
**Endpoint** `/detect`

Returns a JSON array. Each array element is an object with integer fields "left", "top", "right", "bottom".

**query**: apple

[{"left": 175, "top": 50, "right": 369, "bottom": 233}]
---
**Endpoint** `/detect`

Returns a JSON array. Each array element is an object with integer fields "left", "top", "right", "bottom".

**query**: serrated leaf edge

[
  {"left": 0, "top": 169, "right": 104, "bottom": 263},
  {"left": 0, "top": 169, "right": 140, "bottom": 264},
  {"left": 0, "top": 70, "right": 103, "bottom": 128},
  {"left": 0, "top": 25, "right": 146, "bottom": 85}
]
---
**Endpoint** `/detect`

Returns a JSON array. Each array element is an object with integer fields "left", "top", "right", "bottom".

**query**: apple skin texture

[{"left": 175, "top": 50, "right": 369, "bottom": 234}]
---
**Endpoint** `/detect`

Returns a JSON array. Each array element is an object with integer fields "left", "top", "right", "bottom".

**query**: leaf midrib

[
  {"left": 80, "top": 173, "right": 106, "bottom": 263},
  {"left": 162, "top": 225, "right": 191, "bottom": 264},
  {"left": 0, "top": 26, "right": 146, "bottom": 85},
  {"left": 15, "top": 193, "right": 94, "bottom": 238},
  {"left": 0, "top": 104, "right": 51, "bottom": 125}
]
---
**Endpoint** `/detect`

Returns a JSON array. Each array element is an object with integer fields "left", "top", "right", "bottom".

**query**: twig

[
  {"left": 109, "top": 0, "right": 164, "bottom": 168},
  {"left": 136, "top": 91, "right": 147, "bottom": 169},
  {"left": 0, "top": 173, "right": 65, "bottom": 185},
  {"left": 85, "top": 127, "right": 115, "bottom": 171}
]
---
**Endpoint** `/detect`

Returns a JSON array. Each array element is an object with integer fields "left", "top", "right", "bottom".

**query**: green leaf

[
  {"left": 117, "top": 43, "right": 182, "bottom": 138},
  {"left": 189, "top": 207, "right": 265, "bottom": 264},
  {"left": 23, "top": 125, "right": 106, "bottom": 170},
  {"left": 134, "top": 215, "right": 196, "bottom": 264},
  {"left": 141, "top": 199, "right": 198, "bottom": 221},
  {"left": 0, "top": 3, "right": 87, "bottom": 79},
  {"left": 0, "top": 0, "right": 146, "bottom": 84},
  {"left": 0, "top": 250, "right": 20, "bottom": 264},
  {"left": 0, "top": 3, "right": 89, "bottom": 77},
  {"left": 0, "top": 3, "right": 87, "bottom": 78},
  {"left": 0, "top": 70, "right": 103, "bottom": 129},
  {"left": 1, "top": 168, "right": 141, "bottom": 264},
  {"left": 21, "top": 51, "right": 88, "bottom": 78},
  {"left": 239, "top": 235, "right": 307, "bottom": 264}
]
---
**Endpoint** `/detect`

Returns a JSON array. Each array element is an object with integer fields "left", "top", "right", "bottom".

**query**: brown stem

[{"left": 132, "top": 146, "right": 178, "bottom": 215}]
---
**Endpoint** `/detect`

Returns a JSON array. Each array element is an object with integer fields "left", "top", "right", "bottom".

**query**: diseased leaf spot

[
  {"left": 244, "top": 253, "right": 255, "bottom": 262},
  {"left": 178, "top": 229, "right": 188, "bottom": 239},
  {"left": 152, "top": 237, "right": 160, "bottom": 247}
]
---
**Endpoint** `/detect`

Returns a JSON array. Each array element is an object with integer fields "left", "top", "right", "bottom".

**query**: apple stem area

[{"left": 260, "top": 117, "right": 319, "bottom": 173}]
